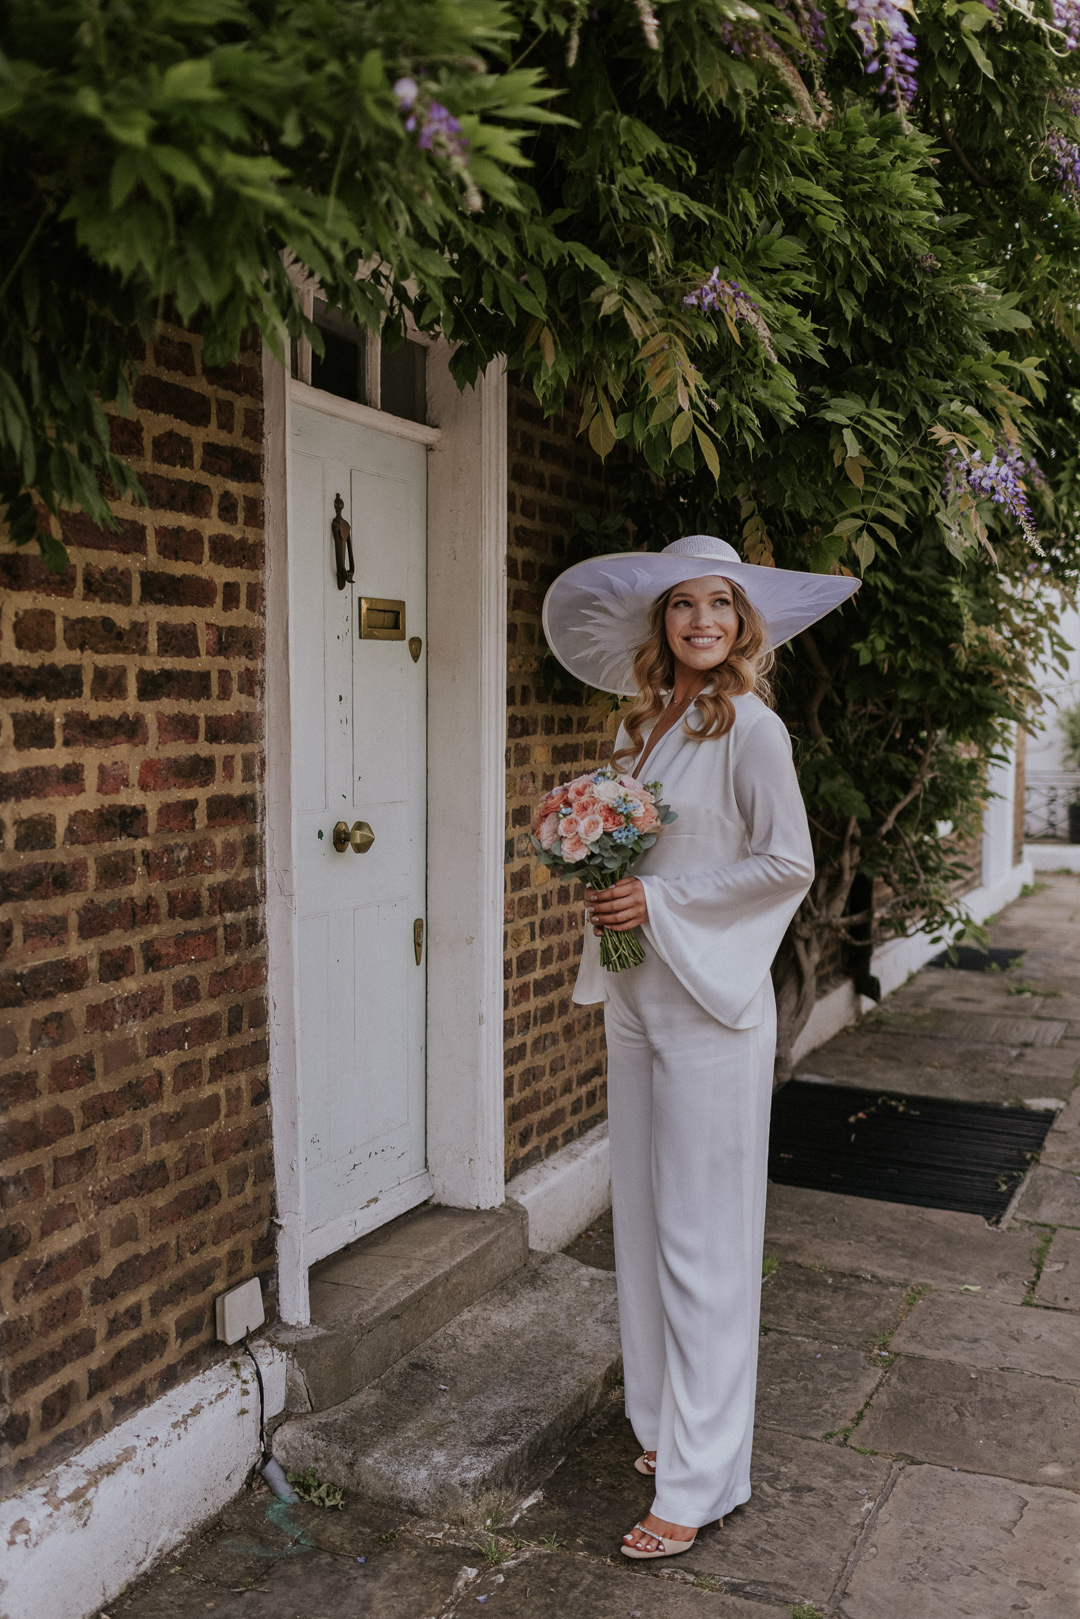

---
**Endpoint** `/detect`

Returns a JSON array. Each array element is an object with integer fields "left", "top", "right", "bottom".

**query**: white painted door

[{"left": 289, "top": 403, "right": 429, "bottom": 1265}]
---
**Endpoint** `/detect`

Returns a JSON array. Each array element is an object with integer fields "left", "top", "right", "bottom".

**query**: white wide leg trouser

[{"left": 604, "top": 942, "right": 775, "bottom": 1528}]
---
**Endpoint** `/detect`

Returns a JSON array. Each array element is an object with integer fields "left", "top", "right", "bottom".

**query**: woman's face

[{"left": 664, "top": 575, "right": 740, "bottom": 672}]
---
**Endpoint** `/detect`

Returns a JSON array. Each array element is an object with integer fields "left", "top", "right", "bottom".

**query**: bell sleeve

[{"left": 638, "top": 710, "right": 814, "bottom": 1028}]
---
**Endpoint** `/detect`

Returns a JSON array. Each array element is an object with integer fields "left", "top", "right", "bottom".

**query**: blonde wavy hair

[{"left": 612, "top": 577, "right": 774, "bottom": 769}]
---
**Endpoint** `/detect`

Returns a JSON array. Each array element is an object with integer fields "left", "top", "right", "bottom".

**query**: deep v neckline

[{"left": 635, "top": 697, "right": 696, "bottom": 779}]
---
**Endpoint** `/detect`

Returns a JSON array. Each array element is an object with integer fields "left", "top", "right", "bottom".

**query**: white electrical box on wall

[{"left": 215, "top": 1277, "right": 265, "bottom": 1345}]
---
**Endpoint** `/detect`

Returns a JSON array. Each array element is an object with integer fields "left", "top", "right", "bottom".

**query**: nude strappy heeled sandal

[
  {"left": 633, "top": 1452, "right": 656, "bottom": 1476},
  {"left": 621, "top": 1523, "right": 698, "bottom": 1560}
]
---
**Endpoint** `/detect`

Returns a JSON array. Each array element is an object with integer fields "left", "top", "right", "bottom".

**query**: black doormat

[
  {"left": 927, "top": 945, "right": 1025, "bottom": 973},
  {"left": 768, "top": 1081, "right": 1055, "bottom": 1220}
]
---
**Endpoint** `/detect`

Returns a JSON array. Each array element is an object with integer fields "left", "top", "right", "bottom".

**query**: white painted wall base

[
  {"left": 1025, "top": 842, "right": 1080, "bottom": 872},
  {"left": 0, "top": 1344, "right": 285, "bottom": 1619},
  {"left": 508, "top": 1124, "right": 612, "bottom": 1252},
  {"left": 518, "top": 856, "right": 1035, "bottom": 1249},
  {"left": 791, "top": 856, "right": 1034, "bottom": 1066}
]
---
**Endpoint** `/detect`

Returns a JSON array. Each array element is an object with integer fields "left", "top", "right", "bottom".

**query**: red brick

[
  {"left": 157, "top": 622, "right": 200, "bottom": 658},
  {"left": 149, "top": 1095, "right": 220, "bottom": 1146},
  {"left": 108, "top": 415, "right": 143, "bottom": 457},
  {"left": 0, "top": 1165, "right": 46, "bottom": 1208},
  {"left": 138, "top": 755, "right": 215, "bottom": 792},
  {"left": 80, "top": 1073, "right": 162, "bottom": 1128},
  {"left": 158, "top": 713, "right": 200, "bottom": 744},
  {"left": 148, "top": 1177, "right": 221, "bottom": 1230},
  {"left": 203, "top": 359, "right": 260, "bottom": 397},
  {"left": 91, "top": 1161, "right": 170, "bottom": 1211},
  {"left": 89, "top": 1244, "right": 170, "bottom": 1305},
  {"left": 206, "top": 876, "right": 260, "bottom": 915},
  {"left": 13, "top": 610, "right": 56, "bottom": 652},
  {"left": 22, "top": 913, "right": 69, "bottom": 953},
  {"left": 41, "top": 1200, "right": 79, "bottom": 1236},
  {"left": 62, "top": 617, "right": 148, "bottom": 655},
  {"left": 28, "top": 1008, "right": 76, "bottom": 1051},
  {"left": 156, "top": 800, "right": 197, "bottom": 832},
  {"left": 105, "top": 1302, "right": 142, "bottom": 1340},
  {"left": 151, "top": 430, "right": 193, "bottom": 468},
  {"left": 143, "top": 841, "right": 217, "bottom": 884},
  {"left": 105, "top": 1124, "right": 143, "bottom": 1163},
  {"left": 0, "top": 958, "right": 89, "bottom": 1011},
  {"left": 64, "top": 805, "right": 148, "bottom": 845},
  {"left": 0, "top": 859, "right": 87, "bottom": 907},
  {"left": 141, "top": 929, "right": 217, "bottom": 974},
  {"left": 49, "top": 1052, "right": 95, "bottom": 1093},
  {"left": 91, "top": 665, "right": 128, "bottom": 700},
  {"left": 61, "top": 511, "right": 147, "bottom": 556},
  {"left": 206, "top": 960, "right": 265, "bottom": 997},
  {"left": 87, "top": 1329, "right": 168, "bottom": 1395},
  {"left": 167, "top": 889, "right": 203, "bottom": 922},
  {"left": 12, "top": 1233, "right": 100, "bottom": 1301},
  {"left": 97, "top": 761, "right": 130, "bottom": 795},
  {"left": 208, "top": 534, "right": 262, "bottom": 570},
  {"left": 99, "top": 945, "right": 136, "bottom": 985},
  {"left": 95, "top": 851, "right": 137, "bottom": 889},
  {"left": 147, "top": 1258, "right": 219, "bottom": 1318},
  {"left": 76, "top": 897, "right": 151, "bottom": 941},
  {"left": 1, "top": 1221, "right": 32, "bottom": 1261},
  {"left": 139, "top": 571, "right": 217, "bottom": 608},
  {"left": 212, "top": 1199, "right": 263, "bottom": 1244},
  {"left": 205, "top": 793, "right": 257, "bottom": 827},
  {"left": 10, "top": 1329, "right": 97, "bottom": 1398},
  {"left": 62, "top": 712, "right": 149, "bottom": 749},
  {"left": 83, "top": 565, "right": 133, "bottom": 606},
  {"left": 84, "top": 985, "right": 165, "bottom": 1032},
  {"left": 140, "top": 474, "right": 213, "bottom": 518},
  {"left": 12, "top": 711, "right": 55, "bottom": 750},
  {"left": 155, "top": 525, "right": 204, "bottom": 563},
  {"left": 0, "top": 1070, "right": 40, "bottom": 1110},
  {"left": 136, "top": 668, "right": 212, "bottom": 703},
  {"left": 153, "top": 336, "right": 197, "bottom": 376},
  {"left": 133, "top": 374, "right": 211, "bottom": 426},
  {"left": 211, "top": 1113, "right": 269, "bottom": 1164},
  {"left": 207, "top": 1038, "right": 267, "bottom": 1085},
  {"left": 40, "top": 1380, "right": 79, "bottom": 1431},
  {"left": 53, "top": 1144, "right": 97, "bottom": 1188},
  {"left": 14, "top": 813, "right": 57, "bottom": 852},
  {"left": 0, "top": 762, "right": 83, "bottom": 803},
  {"left": 0, "top": 552, "right": 77, "bottom": 596}
]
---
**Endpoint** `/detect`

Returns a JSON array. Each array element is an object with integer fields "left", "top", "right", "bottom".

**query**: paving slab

[
  {"left": 756, "top": 1331, "right": 884, "bottom": 1439},
  {"left": 764, "top": 1183, "right": 1036, "bottom": 1300},
  {"left": 855, "top": 1356, "right": 1080, "bottom": 1488},
  {"left": 1012, "top": 1163, "right": 1080, "bottom": 1226},
  {"left": 1034, "top": 1226, "right": 1080, "bottom": 1308},
  {"left": 759, "top": 1262, "right": 905, "bottom": 1347},
  {"left": 1039, "top": 1088, "right": 1080, "bottom": 1168},
  {"left": 272, "top": 1253, "right": 621, "bottom": 1516},
  {"left": 516, "top": 1402, "right": 891, "bottom": 1610},
  {"left": 839, "top": 1464, "right": 1080, "bottom": 1619},
  {"left": 1005, "top": 1045, "right": 1080, "bottom": 1084},
  {"left": 889, "top": 1291, "right": 1080, "bottom": 1382},
  {"left": 469, "top": 1550, "right": 793, "bottom": 1618}
]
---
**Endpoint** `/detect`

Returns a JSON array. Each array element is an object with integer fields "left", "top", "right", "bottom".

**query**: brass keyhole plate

[{"left": 408, "top": 636, "right": 422, "bottom": 663}]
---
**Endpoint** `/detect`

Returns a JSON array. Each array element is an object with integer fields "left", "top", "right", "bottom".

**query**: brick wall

[
  {"left": 503, "top": 382, "right": 621, "bottom": 1180},
  {"left": 0, "top": 321, "right": 271, "bottom": 1494}
]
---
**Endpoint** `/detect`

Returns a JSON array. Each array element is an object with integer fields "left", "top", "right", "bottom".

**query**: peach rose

[
  {"left": 618, "top": 776, "right": 650, "bottom": 801},
  {"left": 634, "top": 803, "right": 660, "bottom": 832},
  {"left": 539, "top": 812, "right": 562, "bottom": 851},
  {"left": 576, "top": 811, "right": 605, "bottom": 845},
  {"left": 568, "top": 775, "right": 596, "bottom": 801},
  {"left": 592, "top": 777, "right": 625, "bottom": 805},
  {"left": 541, "top": 785, "right": 570, "bottom": 815},
  {"left": 600, "top": 804, "right": 624, "bottom": 831},
  {"left": 560, "top": 832, "right": 588, "bottom": 862}
]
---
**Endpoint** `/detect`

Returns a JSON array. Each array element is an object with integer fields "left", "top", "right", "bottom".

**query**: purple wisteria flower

[
  {"left": 945, "top": 444, "right": 1041, "bottom": 548},
  {"left": 1051, "top": 0, "right": 1080, "bottom": 50},
  {"left": 845, "top": 0, "right": 918, "bottom": 109},
  {"left": 683, "top": 269, "right": 778, "bottom": 362},
  {"left": 393, "top": 76, "right": 480, "bottom": 211},
  {"left": 776, "top": 0, "right": 827, "bottom": 58},
  {"left": 1047, "top": 92, "right": 1080, "bottom": 202}
]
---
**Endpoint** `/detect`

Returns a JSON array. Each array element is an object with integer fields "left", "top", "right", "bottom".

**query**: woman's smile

[{"left": 665, "top": 575, "right": 740, "bottom": 672}]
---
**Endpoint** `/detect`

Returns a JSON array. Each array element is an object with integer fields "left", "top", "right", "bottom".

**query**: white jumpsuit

[{"left": 573, "top": 692, "right": 814, "bottom": 1527}]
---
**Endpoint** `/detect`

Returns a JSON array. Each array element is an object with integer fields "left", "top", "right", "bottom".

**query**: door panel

[{"left": 289, "top": 404, "right": 429, "bottom": 1262}]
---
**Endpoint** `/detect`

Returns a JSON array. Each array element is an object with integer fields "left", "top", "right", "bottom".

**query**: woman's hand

[{"left": 587, "top": 878, "right": 648, "bottom": 935}]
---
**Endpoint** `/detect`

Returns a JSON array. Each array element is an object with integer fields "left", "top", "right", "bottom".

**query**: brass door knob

[
  {"left": 332, "top": 820, "right": 375, "bottom": 853},
  {"left": 349, "top": 820, "right": 375, "bottom": 854}
]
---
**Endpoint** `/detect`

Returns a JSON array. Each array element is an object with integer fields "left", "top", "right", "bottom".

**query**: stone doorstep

[
  {"left": 267, "top": 1200, "right": 529, "bottom": 1414},
  {"left": 271, "top": 1252, "right": 622, "bottom": 1517}
]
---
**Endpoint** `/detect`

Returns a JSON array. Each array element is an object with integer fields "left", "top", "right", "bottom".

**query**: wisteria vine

[
  {"left": 683, "top": 269, "right": 778, "bottom": 362},
  {"left": 845, "top": 0, "right": 919, "bottom": 109},
  {"left": 393, "top": 77, "right": 482, "bottom": 212},
  {"left": 945, "top": 444, "right": 1042, "bottom": 550}
]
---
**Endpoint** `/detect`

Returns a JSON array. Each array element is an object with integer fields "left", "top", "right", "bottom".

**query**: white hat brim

[{"left": 542, "top": 551, "right": 861, "bottom": 696}]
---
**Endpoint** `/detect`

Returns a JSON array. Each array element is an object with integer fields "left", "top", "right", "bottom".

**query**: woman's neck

[{"left": 669, "top": 662, "right": 710, "bottom": 706}]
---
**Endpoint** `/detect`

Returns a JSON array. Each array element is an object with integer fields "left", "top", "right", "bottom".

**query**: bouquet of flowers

[{"left": 529, "top": 766, "right": 676, "bottom": 971}]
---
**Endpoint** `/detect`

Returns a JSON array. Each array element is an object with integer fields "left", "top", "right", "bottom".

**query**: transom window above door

[{"left": 291, "top": 298, "right": 427, "bottom": 426}]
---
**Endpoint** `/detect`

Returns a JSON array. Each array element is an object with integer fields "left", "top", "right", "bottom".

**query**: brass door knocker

[{"left": 332, "top": 493, "right": 354, "bottom": 590}]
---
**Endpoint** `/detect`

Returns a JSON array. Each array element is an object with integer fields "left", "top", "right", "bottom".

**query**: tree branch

[
  {"left": 797, "top": 629, "right": 833, "bottom": 755},
  {"left": 938, "top": 115, "right": 995, "bottom": 191}
]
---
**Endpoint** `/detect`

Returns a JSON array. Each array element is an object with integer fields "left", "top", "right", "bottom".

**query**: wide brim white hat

[{"left": 542, "top": 534, "right": 861, "bottom": 696}]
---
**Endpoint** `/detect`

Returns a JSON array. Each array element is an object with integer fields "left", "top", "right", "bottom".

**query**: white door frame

[{"left": 263, "top": 346, "right": 508, "bottom": 1325}]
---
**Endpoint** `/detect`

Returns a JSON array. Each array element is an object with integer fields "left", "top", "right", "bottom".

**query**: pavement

[{"left": 107, "top": 873, "right": 1080, "bottom": 1619}]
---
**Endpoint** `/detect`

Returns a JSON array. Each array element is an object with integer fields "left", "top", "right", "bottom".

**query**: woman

[{"left": 542, "top": 535, "right": 859, "bottom": 1560}]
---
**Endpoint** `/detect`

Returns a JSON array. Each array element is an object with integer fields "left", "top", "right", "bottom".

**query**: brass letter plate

[{"left": 359, "top": 597, "right": 406, "bottom": 641}]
